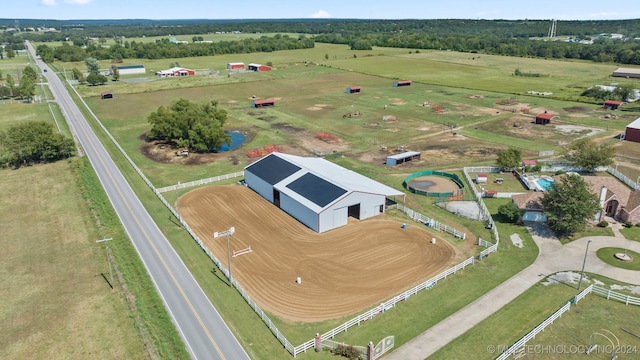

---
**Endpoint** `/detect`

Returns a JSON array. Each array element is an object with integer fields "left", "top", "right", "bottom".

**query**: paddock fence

[
  {"left": 463, "top": 167, "right": 500, "bottom": 246},
  {"left": 495, "top": 285, "right": 640, "bottom": 359},
  {"left": 156, "top": 172, "right": 244, "bottom": 193},
  {"left": 397, "top": 204, "right": 466, "bottom": 239}
]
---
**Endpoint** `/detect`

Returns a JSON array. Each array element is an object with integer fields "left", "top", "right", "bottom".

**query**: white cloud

[
  {"left": 311, "top": 10, "right": 331, "bottom": 19},
  {"left": 64, "top": 0, "right": 94, "bottom": 4},
  {"left": 42, "top": 0, "right": 57, "bottom": 6}
]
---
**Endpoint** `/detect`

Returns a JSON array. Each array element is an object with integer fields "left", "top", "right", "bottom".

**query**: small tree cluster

[
  {"left": 563, "top": 138, "right": 615, "bottom": 172},
  {"left": 498, "top": 202, "right": 523, "bottom": 223},
  {"left": 495, "top": 147, "right": 522, "bottom": 170},
  {"left": 147, "top": 98, "right": 231, "bottom": 152},
  {"left": 331, "top": 344, "right": 362, "bottom": 360},
  {"left": 0, "top": 121, "right": 75, "bottom": 168}
]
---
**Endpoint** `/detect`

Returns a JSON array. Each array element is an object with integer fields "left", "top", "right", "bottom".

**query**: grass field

[
  {"left": 430, "top": 275, "right": 640, "bottom": 360},
  {"left": 19, "top": 41, "right": 640, "bottom": 359},
  {"left": 0, "top": 161, "right": 147, "bottom": 360}
]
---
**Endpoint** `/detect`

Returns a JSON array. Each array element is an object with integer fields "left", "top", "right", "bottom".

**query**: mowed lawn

[{"left": 0, "top": 161, "right": 146, "bottom": 360}]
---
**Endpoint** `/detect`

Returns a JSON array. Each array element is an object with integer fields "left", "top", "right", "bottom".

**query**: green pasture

[
  {"left": 72, "top": 59, "right": 633, "bottom": 187},
  {"left": 0, "top": 161, "right": 148, "bottom": 360},
  {"left": 431, "top": 274, "right": 640, "bottom": 360}
]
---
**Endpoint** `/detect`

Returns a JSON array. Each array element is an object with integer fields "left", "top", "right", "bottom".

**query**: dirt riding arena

[
  {"left": 179, "top": 185, "right": 457, "bottom": 323},
  {"left": 407, "top": 175, "right": 462, "bottom": 194}
]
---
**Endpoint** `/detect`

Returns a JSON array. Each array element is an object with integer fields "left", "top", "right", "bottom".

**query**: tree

[
  {"left": 22, "top": 66, "right": 38, "bottom": 84},
  {"left": 6, "top": 46, "right": 15, "bottom": 59},
  {"left": 71, "top": 67, "right": 85, "bottom": 83},
  {"left": 86, "top": 73, "right": 108, "bottom": 86},
  {"left": 495, "top": 147, "right": 522, "bottom": 170},
  {"left": 563, "top": 138, "right": 615, "bottom": 172},
  {"left": 541, "top": 174, "right": 600, "bottom": 236},
  {"left": 111, "top": 64, "right": 120, "bottom": 81},
  {"left": 18, "top": 77, "right": 35, "bottom": 102},
  {"left": 5, "top": 74, "right": 15, "bottom": 96},
  {"left": 498, "top": 201, "right": 523, "bottom": 223},
  {"left": 613, "top": 83, "right": 636, "bottom": 102},
  {"left": 85, "top": 57, "right": 100, "bottom": 76},
  {"left": 0, "top": 121, "right": 75, "bottom": 168},
  {"left": 147, "top": 98, "right": 231, "bottom": 152}
]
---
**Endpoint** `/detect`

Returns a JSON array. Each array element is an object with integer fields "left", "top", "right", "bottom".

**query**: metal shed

[{"left": 386, "top": 151, "right": 420, "bottom": 166}]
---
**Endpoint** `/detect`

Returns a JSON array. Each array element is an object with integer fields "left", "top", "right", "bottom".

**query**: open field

[
  {"left": 430, "top": 275, "right": 640, "bottom": 360},
  {"left": 40, "top": 42, "right": 640, "bottom": 359},
  {"left": 0, "top": 161, "right": 146, "bottom": 360},
  {"left": 180, "top": 184, "right": 460, "bottom": 322}
]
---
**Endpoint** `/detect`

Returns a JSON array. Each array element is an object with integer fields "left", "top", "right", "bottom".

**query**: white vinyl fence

[
  {"left": 397, "top": 204, "right": 466, "bottom": 239},
  {"left": 156, "top": 172, "right": 244, "bottom": 193},
  {"left": 496, "top": 285, "right": 640, "bottom": 359}
]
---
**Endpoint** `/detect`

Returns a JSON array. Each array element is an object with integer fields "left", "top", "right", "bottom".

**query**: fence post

[
  {"left": 368, "top": 341, "right": 374, "bottom": 360},
  {"left": 314, "top": 333, "right": 321, "bottom": 352}
]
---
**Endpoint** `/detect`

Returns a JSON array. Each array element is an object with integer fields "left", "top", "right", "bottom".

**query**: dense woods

[{"left": 3, "top": 18, "right": 640, "bottom": 64}]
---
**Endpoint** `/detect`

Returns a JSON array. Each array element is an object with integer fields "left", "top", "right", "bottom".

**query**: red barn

[
  {"left": 156, "top": 67, "right": 195, "bottom": 77},
  {"left": 101, "top": 91, "right": 113, "bottom": 99},
  {"left": 252, "top": 98, "right": 275, "bottom": 108},
  {"left": 227, "top": 62, "right": 245, "bottom": 70},
  {"left": 248, "top": 63, "right": 272, "bottom": 72},
  {"left": 603, "top": 100, "right": 623, "bottom": 110},
  {"left": 535, "top": 113, "right": 556, "bottom": 125},
  {"left": 624, "top": 118, "right": 640, "bottom": 143}
]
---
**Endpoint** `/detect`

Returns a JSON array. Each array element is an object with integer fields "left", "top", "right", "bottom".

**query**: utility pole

[
  {"left": 213, "top": 227, "right": 235, "bottom": 287},
  {"left": 577, "top": 239, "right": 592, "bottom": 291}
]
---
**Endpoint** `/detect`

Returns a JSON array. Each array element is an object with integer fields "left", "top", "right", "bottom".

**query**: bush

[
  {"left": 597, "top": 220, "right": 609, "bottom": 228},
  {"left": 624, "top": 221, "right": 634, "bottom": 228},
  {"left": 332, "top": 344, "right": 362, "bottom": 360},
  {"left": 498, "top": 202, "right": 523, "bottom": 223},
  {"left": 554, "top": 170, "right": 566, "bottom": 175}
]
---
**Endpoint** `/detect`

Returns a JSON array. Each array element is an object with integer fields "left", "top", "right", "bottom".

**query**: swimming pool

[{"left": 534, "top": 178, "right": 555, "bottom": 192}]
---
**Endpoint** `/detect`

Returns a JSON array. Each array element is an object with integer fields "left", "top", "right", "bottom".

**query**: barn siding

[
  {"left": 279, "top": 192, "right": 320, "bottom": 232},
  {"left": 625, "top": 127, "right": 640, "bottom": 142},
  {"left": 244, "top": 171, "right": 273, "bottom": 202}
]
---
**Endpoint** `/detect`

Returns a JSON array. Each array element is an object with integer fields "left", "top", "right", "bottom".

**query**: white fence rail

[
  {"left": 463, "top": 167, "right": 500, "bottom": 247},
  {"left": 397, "top": 204, "right": 466, "bottom": 239},
  {"left": 496, "top": 285, "right": 640, "bottom": 359},
  {"left": 291, "top": 257, "right": 477, "bottom": 356},
  {"left": 157, "top": 171, "right": 244, "bottom": 193},
  {"left": 607, "top": 166, "right": 640, "bottom": 190}
]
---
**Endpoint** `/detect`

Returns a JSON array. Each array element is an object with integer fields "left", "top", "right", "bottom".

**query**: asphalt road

[{"left": 26, "top": 42, "right": 250, "bottom": 360}]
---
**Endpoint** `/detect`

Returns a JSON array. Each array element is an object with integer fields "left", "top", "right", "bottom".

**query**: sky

[{"left": 4, "top": 0, "right": 640, "bottom": 21}]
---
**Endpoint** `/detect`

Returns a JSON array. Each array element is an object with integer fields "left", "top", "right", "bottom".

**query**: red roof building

[
  {"left": 252, "top": 98, "right": 275, "bottom": 108},
  {"left": 535, "top": 113, "right": 556, "bottom": 125},
  {"left": 346, "top": 86, "right": 362, "bottom": 94},
  {"left": 227, "top": 62, "right": 245, "bottom": 70},
  {"left": 522, "top": 160, "right": 538, "bottom": 166},
  {"left": 603, "top": 100, "right": 623, "bottom": 110},
  {"left": 393, "top": 80, "right": 412, "bottom": 87},
  {"left": 625, "top": 117, "right": 640, "bottom": 143}
]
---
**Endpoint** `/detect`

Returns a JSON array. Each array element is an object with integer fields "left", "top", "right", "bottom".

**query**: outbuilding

[
  {"left": 155, "top": 67, "right": 195, "bottom": 77},
  {"left": 100, "top": 91, "right": 113, "bottom": 99},
  {"left": 624, "top": 117, "right": 640, "bottom": 143},
  {"left": 522, "top": 159, "right": 537, "bottom": 168},
  {"left": 386, "top": 151, "right": 420, "bottom": 166},
  {"left": 612, "top": 67, "right": 640, "bottom": 79},
  {"left": 227, "top": 62, "right": 245, "bottom": 70},
  {"left": 244, "top": 152, "right": 405, "bottom": 233},
  {"left": 535, "top": 113, "right": 556, "bottom": 125},
  {"left": 111, "top": 65, "right": 146, "bottom": 75},
  {"left": 248, "top": 63, "right": 272, "bottom": 72},
  {"left": 252, "top": 98, "right": 275, "bottom": 108},
  {"left": 603, "top": 100, "right": 623, "bottom": 110},
  {"left": 393, "top": 80, "right": 412, "bottom": 87},
  {"left": 346, "top": 86, "right": 362, "bottom": 94},
  {"left": 476, "top": 173, "right": 488, "bottom": 184}
]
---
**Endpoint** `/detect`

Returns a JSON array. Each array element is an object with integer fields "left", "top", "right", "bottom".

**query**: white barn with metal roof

[{"left": 244, "top": 152, "right": 405, "bottom": 233}]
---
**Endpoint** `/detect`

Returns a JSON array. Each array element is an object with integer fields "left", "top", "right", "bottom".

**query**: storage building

[
  {"left": 386, "top": 151, "right": 420, "bottom": 166},
  {"left": 624, "top": 117, "right": 640, "bottom": 143},
  {"left": 227, "top": 62, "right": 245, "bottom": 70},
  {"left": 244, "top": 152, "right": 405, "bottom": 233}
]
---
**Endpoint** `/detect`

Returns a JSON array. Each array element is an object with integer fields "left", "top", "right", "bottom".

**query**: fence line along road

[{"left": 26, "top": 41, "right": 250, "bottom": 360}]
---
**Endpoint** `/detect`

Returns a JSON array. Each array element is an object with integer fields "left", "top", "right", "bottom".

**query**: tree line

[
  {"left": 35, "top": 34, "right": 314, "bottom": 63},
  {"left": 0, "top": 65, "right": 37, "bottom": 101},
  {"left": 0, "top": 121, "right": 75, "bottom": 168}
]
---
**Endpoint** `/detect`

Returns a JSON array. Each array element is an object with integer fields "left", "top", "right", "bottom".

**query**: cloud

[
  {"left": 42, "top": 0, "right": 57, "bottom": 6},
  {"left": 64, "top": 0, "right": 94, "bottom": 4},
  {"left": 311, "top": 10, "right": 331, "bottom": 18}
]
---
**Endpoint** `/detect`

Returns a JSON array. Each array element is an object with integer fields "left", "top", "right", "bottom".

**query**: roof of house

[
  {"left": 627, "top": 117, "right": 640, "bottom": 130},
  {"left": 624, "top": 190, "right": 640, "bottom": 214},
  {"left": 512, "top": 192, "right": 544, "bottom": 210},
  {"left": 246, "top": 152, "right": 404, "bottom": 212},
  {"left": 579, "top": 175, "right": 632, "bottom": 206},
  {"left": 536, "top": 113, "right": 556, "bottom": 120}
]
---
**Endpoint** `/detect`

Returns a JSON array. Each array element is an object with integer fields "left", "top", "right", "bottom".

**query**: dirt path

[{"left": 179, "top": 185, "right": 457, "bottom": 322}]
